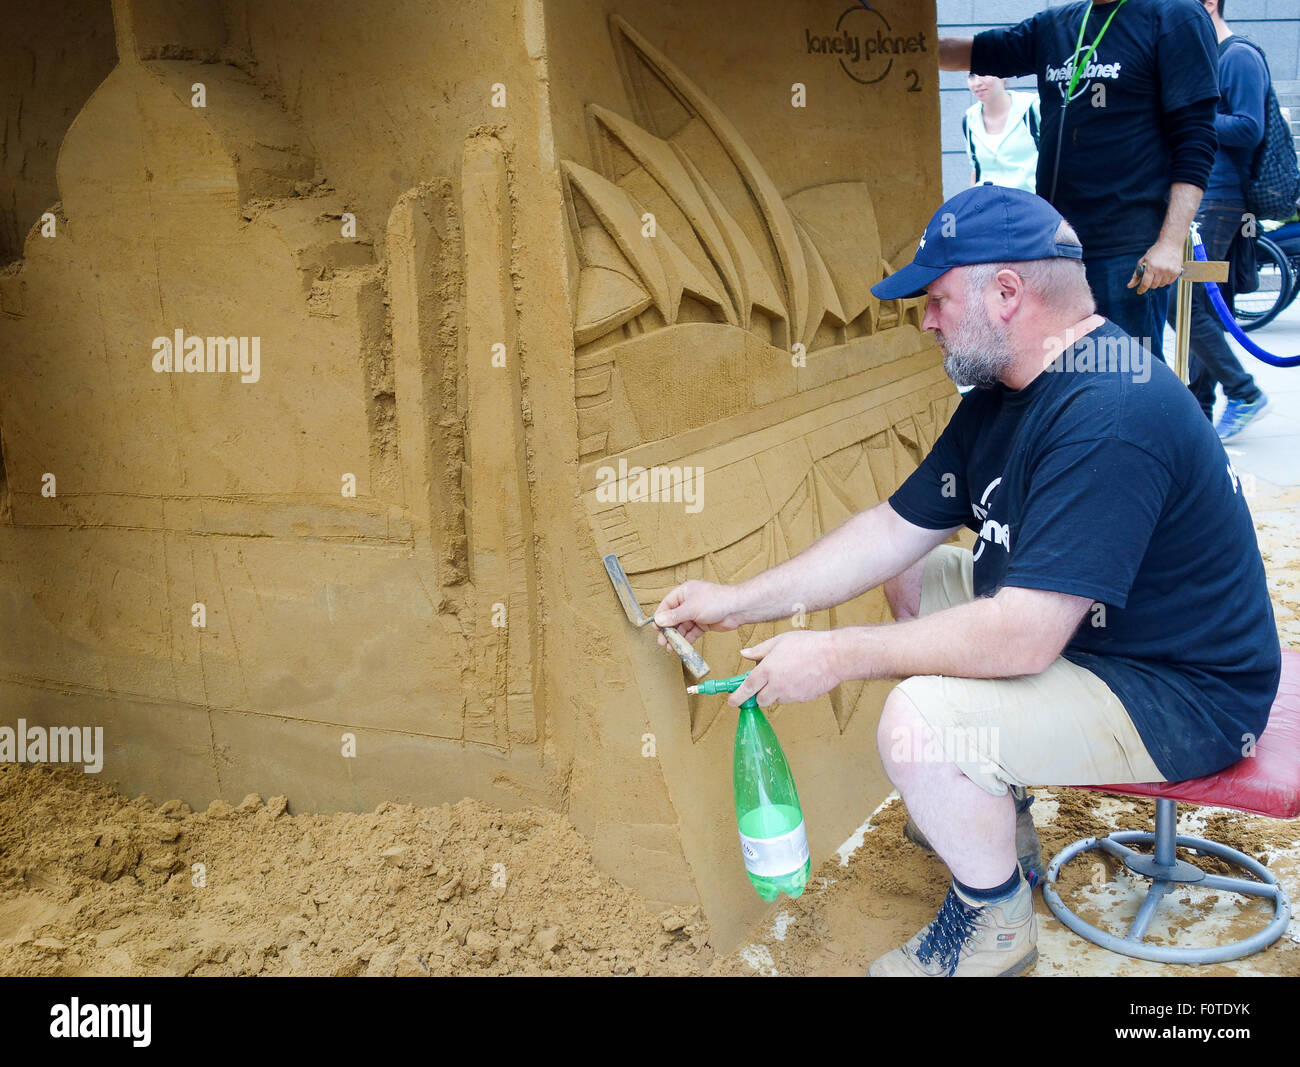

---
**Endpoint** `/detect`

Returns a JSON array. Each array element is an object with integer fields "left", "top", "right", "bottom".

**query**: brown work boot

[
  {"left": 902, "top": 786, "right": 1045, "bottom": 888},
  {"left": 867, "top": 874, "right": 1037, "bottom": 977}
]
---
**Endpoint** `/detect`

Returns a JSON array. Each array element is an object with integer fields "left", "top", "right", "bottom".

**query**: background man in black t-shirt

[{"left": 939, "top": 0, "right": 1220, "bottom": 365}]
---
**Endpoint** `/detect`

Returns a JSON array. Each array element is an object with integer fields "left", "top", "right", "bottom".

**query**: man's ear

[{"left": 994, "top": 267, "right": 1025, "bottom": 322}]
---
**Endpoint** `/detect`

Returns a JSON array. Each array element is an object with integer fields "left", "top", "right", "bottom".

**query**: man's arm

[
  {"left": 729, "top": 502, "right": 957, "bottom": 621},
  {"left": 832, "top": 585, "right": 1093, "bottom": 681},
  {"left": 940, "top": 36, "right": 972, "bottom": 71},
  {"left": 1157, "top": 181, "right": 1206, "bottom": 248},
  {"left": 1133, "top": 97, "right": 1217, "bottom": 293},
  {"left": 1132, "top": 180, "right": 1205, "bottom": 292},
  {"left": 1134, "top": 12, "right": 1220, "bottom": 292},
  {"left": 1215, "top": 47, "right": 1267, "bottom": 149},
  {"left": 653, "top": 502, "right": 959, "bottom": 640},
  {"left": 731, "top": 584, "right": 1093, "bottom": 707}
]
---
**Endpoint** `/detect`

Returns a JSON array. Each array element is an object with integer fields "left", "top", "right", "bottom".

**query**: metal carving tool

[{"left": 602, "top": 552, "right": 709, "bottom": 680}]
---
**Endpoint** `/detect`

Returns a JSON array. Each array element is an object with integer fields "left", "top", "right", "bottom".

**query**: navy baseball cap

[{"left": 870, "top": 184, "right": 1083, "bottom": 300}]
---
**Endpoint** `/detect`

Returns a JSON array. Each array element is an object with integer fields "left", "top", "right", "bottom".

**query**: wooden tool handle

[{"left": 660, "top": 624, "right": 709, "bottom": 680}]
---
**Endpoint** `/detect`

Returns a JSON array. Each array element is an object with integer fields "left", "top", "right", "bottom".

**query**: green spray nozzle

[{"left": 686, "top": 672, "right": 758, "bottom": 710}]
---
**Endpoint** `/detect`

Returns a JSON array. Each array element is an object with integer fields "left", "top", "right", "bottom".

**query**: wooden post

[{"left": 1172, "top": 222, "right": 1229, "bottom": 385}]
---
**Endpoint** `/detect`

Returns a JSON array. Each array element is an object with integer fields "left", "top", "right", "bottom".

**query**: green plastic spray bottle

[{"left": 687, "top": 672, "right": 810, "bottom": 901}]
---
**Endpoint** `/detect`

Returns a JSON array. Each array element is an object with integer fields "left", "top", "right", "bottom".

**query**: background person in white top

[{"left": 963, "top": 76, "right": 1041, "bottom": 193}]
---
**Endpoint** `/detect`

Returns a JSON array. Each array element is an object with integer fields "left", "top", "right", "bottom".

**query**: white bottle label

[{"left": 738, "top": 820, "right": 809, "bottom": 878}]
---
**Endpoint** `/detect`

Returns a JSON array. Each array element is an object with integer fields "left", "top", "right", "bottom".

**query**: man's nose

[{"left": 921, "top": 299, "right": 938, "bottom": 331}]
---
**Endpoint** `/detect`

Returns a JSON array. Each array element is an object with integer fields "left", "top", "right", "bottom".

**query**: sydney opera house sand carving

[{"left": 0, "top": 0, "right": 949, "bottom": 947}]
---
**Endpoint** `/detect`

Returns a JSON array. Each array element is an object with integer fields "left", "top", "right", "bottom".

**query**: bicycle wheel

[
  {"left": 1233, "top": 235, "right": 1294, "bottom": 332},
  {"left": 1285, "top": 250, "right": 1300, "bottom": 314}
]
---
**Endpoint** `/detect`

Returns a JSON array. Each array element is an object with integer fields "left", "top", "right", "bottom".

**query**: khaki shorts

[{"left": 891, "top": 545, "right": 1166, "bottom": 797}]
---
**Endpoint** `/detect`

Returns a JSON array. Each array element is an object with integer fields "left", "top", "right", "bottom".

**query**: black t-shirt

[
  {"left": 889, "top": 321, "right": 1280, "bottom": 781},
  {"left": 972, "top": 0, "right": 1218, "bottom": 257}
]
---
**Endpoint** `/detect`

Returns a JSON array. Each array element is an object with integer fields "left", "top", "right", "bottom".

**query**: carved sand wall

[
  {"left": 0, "top": 0, "right": 952, "bottom": 948},
  {"left": 0, "top": 2, "right": 118, "bottom": 264}
]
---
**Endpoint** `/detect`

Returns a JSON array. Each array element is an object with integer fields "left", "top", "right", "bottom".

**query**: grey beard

[
  {"left": 939, "top": 304, "right": 1017, "bottom": 389},
  {"left": 943, "top": 347, "right": 1007, "bottom": 389}
]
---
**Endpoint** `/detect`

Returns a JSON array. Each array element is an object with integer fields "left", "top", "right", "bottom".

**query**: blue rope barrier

[{"left": 1192, "top": 230, "right": 1300, "bottom": 368}]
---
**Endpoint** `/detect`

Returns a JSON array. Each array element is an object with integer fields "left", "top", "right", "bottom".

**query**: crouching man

[{"left": 652, "top": 184, "right": 1280, "bottom": 977}]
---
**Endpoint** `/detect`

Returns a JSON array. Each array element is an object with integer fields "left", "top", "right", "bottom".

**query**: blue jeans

[
  {"left": 1163, "top": 202, "right": 1261, "bottom": 420},
  {"left": 1084, "top": 253, "right": 1172, "bottom": 365}
]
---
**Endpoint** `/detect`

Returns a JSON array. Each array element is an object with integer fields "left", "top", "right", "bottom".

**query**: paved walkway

[{"left": 1178, "top": 292, "right": 1300, "bottom": 488}]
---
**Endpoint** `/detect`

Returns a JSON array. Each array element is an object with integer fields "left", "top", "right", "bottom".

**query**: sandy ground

[{"left": 1, "top": 480, "right": 1297, "bottom": 977}]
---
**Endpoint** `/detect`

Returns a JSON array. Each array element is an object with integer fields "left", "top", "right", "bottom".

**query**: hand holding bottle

[{"left": 731, "top": 630, "right": 847, "bottom": 708}]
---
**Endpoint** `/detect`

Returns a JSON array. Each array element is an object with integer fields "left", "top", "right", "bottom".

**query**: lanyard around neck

[{"left": 1066, "top": 0, "right": 1128, "bottom": 100}]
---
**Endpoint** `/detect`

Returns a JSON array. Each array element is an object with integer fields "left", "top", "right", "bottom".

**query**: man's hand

[
  {"left": 730, "top": 631, "right": 845, "bottom": 709},
  {"left": 653, "top": 581, "right": 742, "bottom": 646},
  {"left": 1128, "top": 237, "right": 1184, "bottom": 293},
  {"left": 1131, "top": 182, "right": 1203, "bottom": 293}
]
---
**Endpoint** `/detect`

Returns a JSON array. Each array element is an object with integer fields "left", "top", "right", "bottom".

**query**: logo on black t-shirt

[
  {"left": 970, "top": 476, "right": 1011, "bottom": 561},
  {"left": 1045, "top": 55, "right": 1123, "bottom": 104}
]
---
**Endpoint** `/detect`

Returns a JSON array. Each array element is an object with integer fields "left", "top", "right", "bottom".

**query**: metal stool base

[{"left": 1043, "top": 798, "right": 1292, "bottom": 965}]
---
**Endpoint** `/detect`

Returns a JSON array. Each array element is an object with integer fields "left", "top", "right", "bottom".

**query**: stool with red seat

[{"left": 1043, "top": 650, "right": 1300, "bottom": 964}]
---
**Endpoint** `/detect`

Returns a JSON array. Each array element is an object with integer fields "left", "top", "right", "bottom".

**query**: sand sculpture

[{"left": 0, "top": 0, "right": 951, "bottom": 946}]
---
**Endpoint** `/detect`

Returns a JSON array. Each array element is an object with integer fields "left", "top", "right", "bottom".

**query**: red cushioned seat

[{"left": 1079, "top": 650, "right": 1300, "bottom": 818}]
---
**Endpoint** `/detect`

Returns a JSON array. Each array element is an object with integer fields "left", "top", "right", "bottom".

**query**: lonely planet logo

[{"left": 804, "top": 4, "right": 929, "bottom": 86}]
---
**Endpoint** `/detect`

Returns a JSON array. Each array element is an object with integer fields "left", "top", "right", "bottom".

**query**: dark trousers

[
  {"left": 1085, "top": 252, "right": 1172, "bottom": 365},
  {"left": 1162, "top": 202, "right": 1261, "bottom": 420}
]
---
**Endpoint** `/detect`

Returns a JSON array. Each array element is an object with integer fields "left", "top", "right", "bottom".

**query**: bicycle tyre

[
  {"left": 1284, "top": 250, "right": 1300, "bottom": 314},
  {"left": 1234, "top": 235, "right": 1294, "bottom": 333}
]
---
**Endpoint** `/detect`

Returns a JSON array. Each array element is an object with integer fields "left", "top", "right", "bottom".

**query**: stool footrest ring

[{"left": 1044, "top": 830, "right": 1291, "bottom": 965}]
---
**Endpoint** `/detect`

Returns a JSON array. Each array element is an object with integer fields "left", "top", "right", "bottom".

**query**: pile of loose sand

[{"left": 0, "top": 762, "right": 719, "bottom": 976}]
